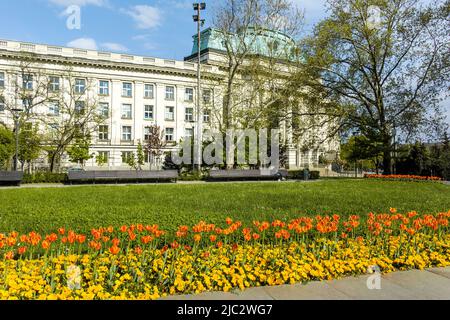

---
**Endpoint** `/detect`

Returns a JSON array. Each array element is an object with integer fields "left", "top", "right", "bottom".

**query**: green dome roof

[{"left": 190, "top": 27, "right": 298, "bottom": 60}]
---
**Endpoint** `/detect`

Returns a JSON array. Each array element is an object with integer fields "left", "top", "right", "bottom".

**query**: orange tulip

[
  {"left": 109, "top": 245, "right": 120, "bottom": 255},
  {"left": 209, "top": 235, "right": 217, "bottom": 242},
  {"left": 4, "top": 251, "right": 14, "bottom": 260},
  {"left": 41, "top": 240, "right": 50, "bottom": 250},
  {"left": 193, "top": 234, "right": 201, "bottom": 242},
  {"left": 18, "top": 246, "right": 27, "bottom": 255}
]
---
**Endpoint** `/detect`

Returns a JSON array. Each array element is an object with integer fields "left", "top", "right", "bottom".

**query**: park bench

[
  {"left": 0, "top": 171, "right": 24, "bottom": 186},
  {"left": 67, "top": 170, "right": 178, "bottom": 184},
  {"left": 207, "top": 169, "right": 288, "bottom": 181}
]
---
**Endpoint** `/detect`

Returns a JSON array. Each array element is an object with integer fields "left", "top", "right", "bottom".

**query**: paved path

[{"left": 163, "top": 267, "right": 450, "bottom": 300}]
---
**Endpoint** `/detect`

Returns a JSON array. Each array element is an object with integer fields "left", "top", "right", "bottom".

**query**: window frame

[
  {"left": 185, "top": 88, "right": 194, "bottom": 102},
  {"left": 203, "top": 109, "right": 211, "bottom": 123},
  {"left": 165, "top": 86, "right": 175, "bottom": 101},
  {"left": 23, "top": 74, "right": 33, "bottom": 91},
  {"left": 121, "top": 151, "right": 134, "bottom": 164},
  {"left": 99, "top": 102, "right": 110, "bottom": 118},
  {"left": 144, "top": 126, "right": 152, "bottom": 141},
  {"left": 122, "top": 82, "right": 133, "bottom": 97},
  {"left": 202, "top": 89, "right": 211, "bottom": 104},
  {"left": 144, "top": 84, "right": 154, "bottom": 99},
  {"left": 0, "top": 72, "right": 4, "bottom": 88},
  {"left": 97, "top": 151, "right": 110, "bottom": 163},
  {"left": 165, "top": 127, "right": 174, "bottom": 142},
  {"left": 48, "top": 101, "right": 60, "bottom": 116},
  {"left": 144, "top": 105, "right": 154, "bottom": 120},
  {"left": 98, "top": 125, "right": 109, "bottom": 141},
  {"left": 121, "top": 126, "right": 132, "bottom": 141},
  {"left": 74, "top": 78, "right": 86, "bottom": 94},
  {"left": 48, "top": 76, "right": 60, "bottom": 92},
  {"left": 121, "top": 104, "right": 132, "bottom": 119},
  {"left": 185, "top": 107, "right": 194, "bottom": 122},
  {"left": 99, "top": 80, "right": 110, "bottom": 96},
  {"left": 165, "top": 106, "right": 175, "bottom": 121}
]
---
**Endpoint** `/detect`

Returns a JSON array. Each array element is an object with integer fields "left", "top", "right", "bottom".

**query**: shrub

[
  {"left": 23, "top": 172, "right": 68, "bottom": 184},
  {"left": 288, "top": 169, "right": 320, "bottom": 180}
]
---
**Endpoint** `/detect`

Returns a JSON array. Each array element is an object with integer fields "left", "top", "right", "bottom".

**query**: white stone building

[{"left": 0, "top": 31, "right": 339, "bottom": 171}]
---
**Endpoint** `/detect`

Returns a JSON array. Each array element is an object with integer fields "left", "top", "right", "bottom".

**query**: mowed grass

[{"left": 0, "top": 179, "right": 449, "bottom": 234}]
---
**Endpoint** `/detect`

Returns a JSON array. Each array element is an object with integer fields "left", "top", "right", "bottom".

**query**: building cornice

[{"left": 0, "top": 39, "right": 223, "bottom": 81}]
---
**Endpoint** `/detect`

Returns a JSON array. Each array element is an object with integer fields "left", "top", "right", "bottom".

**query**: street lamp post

[
  {"left": 193, "top": 2, "right": 206, "bottom": 172},
  {"left": 11, "top": 108, "right": 23, "bottom": 171}
]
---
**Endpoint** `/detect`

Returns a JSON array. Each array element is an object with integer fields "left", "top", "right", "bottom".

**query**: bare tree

[
  {"left": 211, "top": 0, "right": 304, "bottom": 131},
  {"left": 41, "top": 69, "right": 104, "bottom": 172},
  {"left": 145, "top": 125, "right": 167, "bottom": 170}
]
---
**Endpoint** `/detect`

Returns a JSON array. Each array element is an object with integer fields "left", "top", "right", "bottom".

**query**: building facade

[{"left": 0, "top": 32, "right": 338, "bottom": 171}]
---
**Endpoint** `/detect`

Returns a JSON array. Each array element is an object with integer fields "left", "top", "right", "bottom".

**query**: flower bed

[
  {"left": 1, "top": 209, "right": 450, "bottom": 300},
  {"left": 364, "top": 174, "right": 442, "bottom": 181}
]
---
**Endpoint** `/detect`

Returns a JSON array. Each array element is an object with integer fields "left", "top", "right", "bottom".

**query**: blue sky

[
  {"left": 0, "top": 0, "right": 328, "bottom": 60},
  {"left": 0, "top": 0, "right": 447, "bottom": 126}
]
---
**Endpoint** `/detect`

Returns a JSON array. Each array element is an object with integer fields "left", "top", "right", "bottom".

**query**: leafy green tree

[
  {"left": 18, "top": 122, "right": 42, "bottom": 172},
  {"left": 67, "top": 134, "right": 93, "bottom": 167},
  {"left": 0, "top": 125, "right": 14, "bottom": 170},
  {"left": 136, "top": 142, "right": 145, "bottom": 170},
  {"left": 96, "top": 153, "right": 108, "bottom": 167},
  {"left": 126, "top": 152, "right": 138, "bottom": 171},
  {"left": 341, "top": 135, "right": 383, "bottom": 173},
  {"left": 297, "top": 0, "right": 450, "bottom": 174}
]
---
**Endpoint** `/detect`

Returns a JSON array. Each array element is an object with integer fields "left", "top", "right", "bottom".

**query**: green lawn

[{"left": 0, "top": 179, "right": 449, "bottom": 234}]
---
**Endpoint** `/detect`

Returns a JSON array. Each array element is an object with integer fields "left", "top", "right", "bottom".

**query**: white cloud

[
  {"left": 67, "top": 37, "right": 98, "bottom": 50},
  {"left": 48, "top": 0, "right": 107, "bottom": 6},
  {"left": 132, "top": 34, "right": 150, "bottom": 41},
  {"left": 101, "top": 42, "right": 129, "bottom": 52},
  {"left": 123, "top": 5, "right": 162, "bottom": 30}
]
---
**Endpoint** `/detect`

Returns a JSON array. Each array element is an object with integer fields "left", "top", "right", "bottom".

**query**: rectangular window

[
  {"left": 165, "top": 106, "right": 174, "bottom": 121},
  {"left": 97, "top": 151, "right": 109, "bottom": 163},
  {"left": 165, "top": 128, "right": 174, "bottom": 142},
  {"left": 23, "top": 74, "right": 33, "bottom": 90},
  {"left": 144, "top": 126, "right": 151, "bottom": 141},
  {"left": 165, "top": 86, "right": 175, "bottom": 100},
  {"left": 144, "top": 84, "right": 154, "bottom": 99},
  {"left": 203, "top": 109, "right": 210, "bottom": 123},
  {"left": 144, "top": 105, "right": 154, "bottom": 120},
  {"left": 185, "top": 128, "right": 194, "bottom": 139},
  {"left": 122, "top": 82, "right": 132, "bottom": 97},
  {"left": 121, "top": 126, "right": 132, "bottom": 141},
  {"left": 48, "top": 76, "right": 60, "bottom": 92},
  {"left": 48, "top": 101, "right": 59, "bottom": 116},
  {"left": 99, "top": 102, "right": 109, "bottom": 118},
  {"left": 121, "top": 104, "right": 132, "bottom": 119},
  {"left": 185, "top": 88, "right": 194, "bottom": 102},
  {"left": 203, "top": 89, "right": 211, "bottom": 104},
  {"left": 98, "top": 125, "right": 109, "bottom": 141},
  {"left": 75, "top": 101, "right": 85, "bottom": 115},
  {"left": 74, "top": 78, "right": 86, "bottom": 94},
  {"left": 185, "top": 107, "right": 194, "bottom": 122},
  {"left": 0, "top": 97, "right": 4, "bottom": 112},
  {"left": 121, "top": 151, "right": 134, "bottom": 164},
  {"left": 0, "top": 72, "right": 4, "bottom": 88},
  {"left": 99, "top": 80, "right": 109, "bottom": 95}
]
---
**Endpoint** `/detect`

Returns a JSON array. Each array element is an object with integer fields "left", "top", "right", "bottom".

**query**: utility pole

[{"left": 193, "top": 2, "right": 206, "bottom": 172}]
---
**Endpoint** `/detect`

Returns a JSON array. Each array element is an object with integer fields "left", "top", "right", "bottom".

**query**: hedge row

[
  {"left": 287, "top": 169, "right": 320, "bottom": 180},
  {"left": 20, "top": 170, "right": 320, "bottom": 184},
  {"left": 22, "top": 172, "right": 68, "bottom": 184}
]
